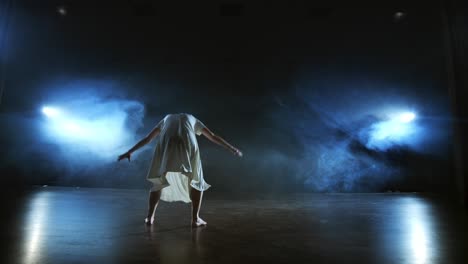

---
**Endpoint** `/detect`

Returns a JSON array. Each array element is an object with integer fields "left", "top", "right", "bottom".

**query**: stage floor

[{"left": 2, "top": 187, "right": 467, "bottom": 264}]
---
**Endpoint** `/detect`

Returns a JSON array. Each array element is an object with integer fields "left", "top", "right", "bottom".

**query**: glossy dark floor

[{"left": 2, "top": 187, "right": 468, "bottom": 264}]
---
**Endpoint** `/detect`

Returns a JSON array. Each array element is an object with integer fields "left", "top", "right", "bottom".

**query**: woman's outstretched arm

[
  {"left": 201, "top": 127, "right": 242, "bottom": 157},
  {"left": 118, "top": 125, "right": 162, "bottom": 161}
]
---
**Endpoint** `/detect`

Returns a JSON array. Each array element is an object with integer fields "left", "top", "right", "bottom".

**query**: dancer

[{"left": 118, "top": 113, "right": 242, "bottom": 227}]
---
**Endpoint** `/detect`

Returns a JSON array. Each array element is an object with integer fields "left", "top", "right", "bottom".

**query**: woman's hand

[
  {"left": 231, "top": 147, "right": 243, "bottom": 157},
  {"left": 118, "top": 152, "right": 131, "bottom": 162}
]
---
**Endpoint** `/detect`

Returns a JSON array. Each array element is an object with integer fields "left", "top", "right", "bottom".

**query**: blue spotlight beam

[{"left": 39, "top": 98, "right": 144, "bottom": 160}]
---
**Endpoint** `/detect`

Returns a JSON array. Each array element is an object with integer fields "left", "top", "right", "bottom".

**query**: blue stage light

[
  {"left": 365, "top": 111, "right": 421, "bottom": 151},
  {"left": 398, "top": 112, "right": 416, "bottom": 123},
  {"left": 40, "top": 103, "right": 133, "bottom": 159},
  {"left": 41, "top": 106, "right": 61, "bottom": 118}
]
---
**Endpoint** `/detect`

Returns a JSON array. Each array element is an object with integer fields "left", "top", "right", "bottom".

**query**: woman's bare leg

[
  {"left": 145, "top": 190, "right": 161, "bottom": 225},
  {"left": 190, "top": 188, "right": 207, "bottom": 227}
]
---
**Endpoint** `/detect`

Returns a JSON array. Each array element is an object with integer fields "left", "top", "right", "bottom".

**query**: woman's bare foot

[
  {"left": 192, "top": 218, "right": 207, "bottom": 227},
  {"left": 145, "top": 217, "right": 153, "bottom": 225}
]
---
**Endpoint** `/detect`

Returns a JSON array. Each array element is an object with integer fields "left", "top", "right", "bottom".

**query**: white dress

[{"left": 147, "top": 113, "right": 211, "bottom": 203}]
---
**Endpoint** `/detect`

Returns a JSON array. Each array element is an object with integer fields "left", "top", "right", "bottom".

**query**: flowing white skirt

[
  {"left": 147, "top": 135, "right": 211, "bottom": 203},
  {"left": 148, "top": 172, "right": 211, "bottom": 203}
]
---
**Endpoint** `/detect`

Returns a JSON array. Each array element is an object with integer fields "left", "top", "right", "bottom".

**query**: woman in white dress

[{"left": 118, "top": 113, "right": 242, "bottom": 227}]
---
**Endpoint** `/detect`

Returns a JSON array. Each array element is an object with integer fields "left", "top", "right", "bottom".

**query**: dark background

[{"left": 1, "top": 1, "right": 467, "bottom": 199}]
